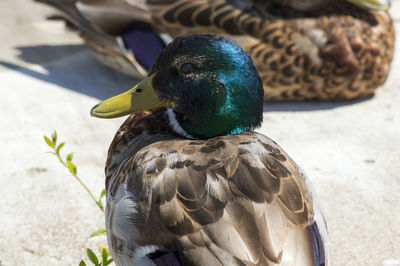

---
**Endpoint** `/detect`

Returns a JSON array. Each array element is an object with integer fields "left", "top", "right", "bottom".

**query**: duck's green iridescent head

[{"left": 91, "top": 34, "right": 264, "bottom": 139}]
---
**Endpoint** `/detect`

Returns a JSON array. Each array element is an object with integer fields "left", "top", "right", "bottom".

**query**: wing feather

[
  {"left": 110, "top": 132, "right": 323, "bottom": 264},
  {"left": 105, "top": 119, "right": 327, "bottom": 264}
]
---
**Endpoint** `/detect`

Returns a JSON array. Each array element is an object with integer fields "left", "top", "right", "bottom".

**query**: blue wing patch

[
  {"left": 122, "top": 29, "right": 165, "bottom": 70},
  {"left": 309, "top": 221, "right": 326, "bottom": 266}
]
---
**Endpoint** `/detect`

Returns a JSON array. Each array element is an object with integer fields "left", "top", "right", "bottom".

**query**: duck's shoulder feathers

[{"left": 107, "top": 123, "right": 326, "bottom": 264}]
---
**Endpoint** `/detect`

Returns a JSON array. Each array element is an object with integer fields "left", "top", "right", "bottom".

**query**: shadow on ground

[
  {"left": 16, "top": 44, "right": 87, "bottom": 65},
  {"left": 1, "top": 44, "right": 139, "bottom": 100},
  {"left": 2, "top": 44, "right": 375, "bottom": 108}
]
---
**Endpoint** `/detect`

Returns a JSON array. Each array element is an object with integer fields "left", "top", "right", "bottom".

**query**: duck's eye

[
  {"left": 179, "top": 63, "right": 196, "bottom": 74},
  {"left": 136, "top": 88, "right": 143, "bottom": 93}
]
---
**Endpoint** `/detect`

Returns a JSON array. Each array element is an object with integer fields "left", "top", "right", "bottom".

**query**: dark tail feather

[{"left": 34, "top": 0, "right": 120, "bottom": 49}]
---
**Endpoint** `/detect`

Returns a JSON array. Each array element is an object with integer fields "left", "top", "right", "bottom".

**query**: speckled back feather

[
  {"left": 36, "top": 0, "right": 395, "bottom": 101},
  {"left": 148, "top": 0, "right": 394, "bottom": 100}
]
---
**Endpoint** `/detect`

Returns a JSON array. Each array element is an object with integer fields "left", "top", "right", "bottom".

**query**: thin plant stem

[
  {"left": 56, "top": 153, "right": 104, "bottom": 212},
  {"left": 44, "top": 132, "right": 104, "bottom": 212}
]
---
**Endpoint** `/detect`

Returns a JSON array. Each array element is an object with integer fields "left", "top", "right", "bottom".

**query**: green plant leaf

[
  {"left": 104, "top": 258, "right": 113, "bottom": 266},
  {"left": 90, "top": 228, "right": 107, "bottom": 237},
  {"left": 79, "top": 260, "right": 87, "bottom": 266},
  {"left": 67, "top": 161, "right": 77, "bottom": 176},
  {"left": 67, "top": 152, "right": 74, "bottom": 162},
  {"left": 104, "top": 258, "right": 114, "bottom": 266},
  {"left": 101, "top": 247, "right": 108, "bottom": 265},
  {"left": 44, "top": 136, "right": 55, "bottom": 148},
  {"left": 99, "top": 189, "right": 106, "bottom": 200},
  {"left": 98, "top": 245, "right": 110, "bottom": 256},
  {"left": 87, "top": 248, "right": 99, "bottom": 266},
  {"left": 97, "top": 201, "right": 104, "bottom": 211},
  {"left": 56, "top": 142, "right": 65, "bottom": 155},
  {"left": 52, "top": 131, "right": 57, "bottom": 145}
]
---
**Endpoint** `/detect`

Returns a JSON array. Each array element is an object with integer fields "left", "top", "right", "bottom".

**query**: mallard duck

[
  {"left": 91, "top": 34, "right": 329, "bottom": 265},
  {"left": 36, "top": 0, "right": 394, "bottom": 101}
]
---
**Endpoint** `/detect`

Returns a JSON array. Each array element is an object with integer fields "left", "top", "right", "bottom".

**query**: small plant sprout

[
  {"left": 44, "top": 131, "right": 106, "bottom": 212},
  {"left": 44, "top": 130, "right": 112, "bottom": 265},
  {"left": 78, "top": 247, "right": 113, "bottom": 266}
]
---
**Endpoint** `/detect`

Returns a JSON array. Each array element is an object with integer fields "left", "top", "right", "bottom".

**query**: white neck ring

[{"left": 166, "top": 108, "right": 196, "bottom": 139}]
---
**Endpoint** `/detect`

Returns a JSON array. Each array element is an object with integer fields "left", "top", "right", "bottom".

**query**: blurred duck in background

[{"left": 35, "top": 0, "right": 394, "bottom": 101}]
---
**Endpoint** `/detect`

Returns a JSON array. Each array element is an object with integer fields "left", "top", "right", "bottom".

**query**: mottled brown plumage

[
  {"left": 148, "top": 0, "right": 394, "bottom": 100},
  {"left": 35, "top": 0, "right": 394, "bottom": 101},
  {"left": 104, "top": 109, "right": 327, "bottom": 265},
  {"left": 89, "top": 34, "right": 329, "bottom": 265}
]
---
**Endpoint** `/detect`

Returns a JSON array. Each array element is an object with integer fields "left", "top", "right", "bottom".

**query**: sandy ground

[{"left": 0, "top": 0, "right": 399, "bottom": 265}]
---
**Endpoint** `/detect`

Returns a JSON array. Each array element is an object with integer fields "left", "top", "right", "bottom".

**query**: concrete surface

[{"left": 0, "top": 0, "right": 399, "bottom": 265}]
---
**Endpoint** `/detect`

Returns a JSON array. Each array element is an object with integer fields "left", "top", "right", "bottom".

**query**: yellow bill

[
  {"left": 90, "top": 75, "right": 168, "bottom": 118},
  {"left": 347, "top": 0, "right": 390, "bottom": 10}
]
